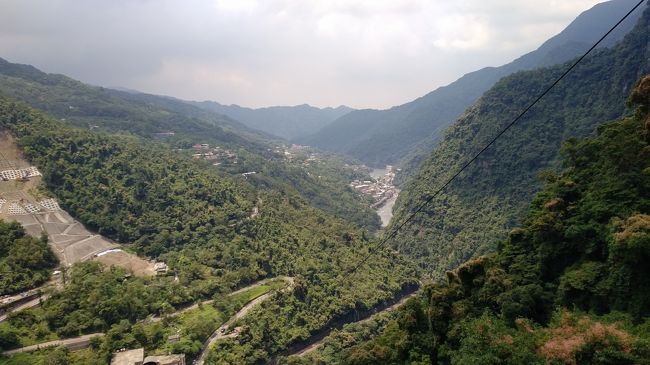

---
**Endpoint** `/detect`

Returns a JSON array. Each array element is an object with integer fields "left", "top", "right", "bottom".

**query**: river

[
  {"left": 376, "top": 192, "right": 398, "bottom": 227},
  {"left": 370, "top": 168, "right": 398, "bottom": 227},
  {"left": 369, "top": 168, "right": 388, "bottom": 179}
]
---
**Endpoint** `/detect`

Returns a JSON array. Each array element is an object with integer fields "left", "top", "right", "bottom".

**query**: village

[
  {"left": 274, "top": 143, "right": 319, "bottom": 165},
  {"left": 190, "top": 143, "right": 238, "bottom": 166},
  {"left": 349, "top": 166, "right": 397, "bottom": 209}
]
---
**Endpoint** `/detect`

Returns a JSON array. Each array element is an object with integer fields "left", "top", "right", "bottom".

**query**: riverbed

[
  {"left": 369, "top": 168, "right": 388, "bottom": 179},
  {"left": 370, "top": 168, "right": 398, "bottom": 227},
  {"left": 377, "top": 191, "right": 398, "bottom": 227}
]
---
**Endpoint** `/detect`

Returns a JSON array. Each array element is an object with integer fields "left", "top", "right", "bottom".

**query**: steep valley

[{"left": 0, "top": 1, "right": 649, "bottom": 364}]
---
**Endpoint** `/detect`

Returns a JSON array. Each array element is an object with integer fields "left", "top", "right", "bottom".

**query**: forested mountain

[
  {"left": 389, "top": 4, "right": 650, "bottom": 277},
  {"left": 299, "top": 77, "right": 650, "bottom": 364},
  {"left": 190, "top": 101, "right": 353, "bottom": 140},
  {"left": 300, "top": 0, "right": 644, "bottom": 170},
  {"left": 0, "top": 58, "right": 269, "bottom": 150},
  {"left": 0, "top": 98, "right": 418, "bottom": 362},
  {"left": 0, "top": 58, "right": 380, "bottom": 230}
]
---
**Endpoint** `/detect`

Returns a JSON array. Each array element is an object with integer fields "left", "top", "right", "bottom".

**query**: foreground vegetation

[
  {"left": 298, "top": 77, "right": 650, "bottom": 364},
  {"left": 0, "top": 274, "right": 285, "bottom": 364},
  {"left": 0, "top": 347, "right": 104, "bottom": 365}
]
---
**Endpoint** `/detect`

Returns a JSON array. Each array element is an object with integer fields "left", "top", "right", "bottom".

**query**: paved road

[
  {"left": 149, "top": 276, "right": 294, "bottom": 323},
  {"left": 0, "top": 294, "right": 51, "bottom": 323},
  {"left": 194, "top": 277, "right": 295, "bottom": 365},
  {"left": 0, "top": 279, "right": 61, "bottom": 323},
  {"left": 2, "top": 333, "right": 105, "bottom": 356},
  {"left": 293, "top": 292, "right": 419, "bottom": 358},
  {"left": 194, "top": 292, "right": 272, "bottom": 365},
  {"left": 1, "top": 288, "right": 41, "bottom": 307}
]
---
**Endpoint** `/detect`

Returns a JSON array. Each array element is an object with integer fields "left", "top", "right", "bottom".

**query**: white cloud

[
  {"left": 213, "top": 0, "right": 259, "bottom": 13},
  {"left": 432, "top": 14, "right": 492, "bottom": 50},
  {"left": 0, "top": 0, "right": 623, "bottom": 108}
]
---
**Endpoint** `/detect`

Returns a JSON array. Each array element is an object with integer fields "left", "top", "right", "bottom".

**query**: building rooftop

[{"left": 111, "top": 348, "right": 144, "bottom": 365}]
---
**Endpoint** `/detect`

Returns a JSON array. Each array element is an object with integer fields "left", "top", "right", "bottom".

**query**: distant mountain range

[
  {"left": 299, "top": 0, "right": 645, "bottom": 172},
  {"left": 0, "top": 57, "right": 272, "bottom": 151},
  {"left": 189, "top": 101, "right": 354, "bottom": 140}
]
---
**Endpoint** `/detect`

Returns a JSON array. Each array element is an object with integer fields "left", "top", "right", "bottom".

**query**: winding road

[
  {"left": 194, "top": 276, "right": 295, "bottom": 365},
  {"left": 1, "top": 277, "right": 294, "bottom": 359},
  {"left": 148, "top": 276, "right": 294, "bottom": 323},
  {"left": 292, "top": 291, "right": 418, "bottom": 358}
]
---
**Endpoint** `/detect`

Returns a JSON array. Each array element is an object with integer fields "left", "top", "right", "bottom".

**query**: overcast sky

[{"left": 0, "top": 0, "right": 608, "bottom": 109}]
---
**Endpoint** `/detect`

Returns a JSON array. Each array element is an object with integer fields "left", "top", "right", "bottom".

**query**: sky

[{"left": 0, "top": 0, "right": 607, "bottom": 109}]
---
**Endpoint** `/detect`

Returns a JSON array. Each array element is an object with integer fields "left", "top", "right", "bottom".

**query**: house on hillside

[{"left": 153, "top": 262, "right": 169, "bottom": 274}]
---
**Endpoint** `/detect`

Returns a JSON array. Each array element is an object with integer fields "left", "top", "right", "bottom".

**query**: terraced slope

[{"left": 0, "top": 131, "right": 154, "bottom": 274}]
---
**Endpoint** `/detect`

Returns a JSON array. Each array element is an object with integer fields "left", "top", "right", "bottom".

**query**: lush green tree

[{"left": 0, "top": 220, "right": 57, "bottom": 295}]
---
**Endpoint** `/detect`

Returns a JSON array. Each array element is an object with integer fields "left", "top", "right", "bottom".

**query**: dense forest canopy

[
  {"left": 294, "top": 75, "right": 650, "bottom": 365},
  {"left": 0, "top": 220, "right": 56, "bottom": 296}
]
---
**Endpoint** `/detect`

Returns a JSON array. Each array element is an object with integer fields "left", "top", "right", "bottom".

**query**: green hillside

[
  {"left": 296, "top": 75, "right": 650, "bottom": 365},
  {"left": 0, "top": 59, "right": 380, "bottom": 231},
  {"left": 0, "top": 58, "right": 270, "bottom": 150},
  {"left": 0, "top": 220, "right": 57, "bottom": 295},
  {"left": 389, "top": 4, "right": 650, "bottom": 276},
  {"left": 0, "top": 98, "right": 417, "bottom": 363}
]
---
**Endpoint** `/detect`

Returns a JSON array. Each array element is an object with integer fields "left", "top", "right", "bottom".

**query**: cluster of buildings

[
  {"left": 191, "top": 144, "right": 238, "bottom": 166},
  {"left": 274, "top": 144, "right": 318, "bottom": 165},
  {"left": 350, "top": 166, "right": 397, "bottom": 209}
]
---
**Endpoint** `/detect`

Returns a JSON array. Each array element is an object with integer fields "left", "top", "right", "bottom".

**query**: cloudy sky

[{"left": 0, "top": 0, "right": 612, "bottom": 109}]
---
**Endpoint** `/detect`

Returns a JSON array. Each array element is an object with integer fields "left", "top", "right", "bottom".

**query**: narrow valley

[{"left": 0, "top": 1, "right": 649, "bottom": 364}]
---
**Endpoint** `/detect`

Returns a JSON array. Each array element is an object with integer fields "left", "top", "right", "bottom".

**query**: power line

[{"left": 342, "top": 0, "right": 647, "bottom": 280}]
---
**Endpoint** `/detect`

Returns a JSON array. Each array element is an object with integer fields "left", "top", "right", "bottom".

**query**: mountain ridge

[
  {"left": 189, "top": 100, "right": 354, "bottom": 140},
  {"left": 0, "top": 57, "right": 382, "bottom": 231},
  {"left": 300, "top": 0, "right": 645, "bottom": 171}
]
